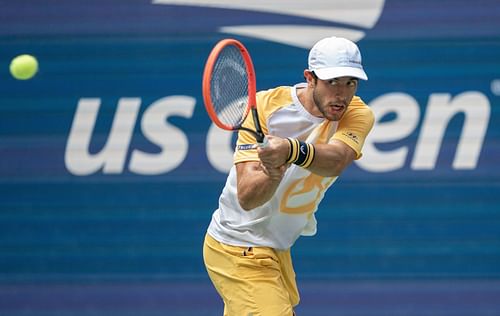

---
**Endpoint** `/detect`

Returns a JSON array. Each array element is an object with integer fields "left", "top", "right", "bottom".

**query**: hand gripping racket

[{"left": 202, "top": 39, "right": 266, "bottom": 145}]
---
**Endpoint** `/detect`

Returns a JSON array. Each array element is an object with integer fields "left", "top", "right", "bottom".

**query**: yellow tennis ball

[{"left": 10, "top": 54, "right": 39, "bottom": 80}]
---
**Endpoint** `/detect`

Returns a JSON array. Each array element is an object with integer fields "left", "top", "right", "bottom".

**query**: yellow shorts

[{"left": 203, "top": 234, "right": 299, "bottom": 316}]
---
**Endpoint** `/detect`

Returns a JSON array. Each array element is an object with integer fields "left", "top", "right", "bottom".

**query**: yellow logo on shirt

[{"left": 280, "top": 173, "right": 335, "bottom": 214}]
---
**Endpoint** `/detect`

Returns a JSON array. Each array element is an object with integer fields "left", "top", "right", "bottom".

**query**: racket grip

[{"left": 257, "top": 136, "right": 268, "bottom": 148}]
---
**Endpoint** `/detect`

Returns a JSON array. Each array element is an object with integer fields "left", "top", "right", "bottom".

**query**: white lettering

[
  {"left": 65, "top": 98, "right": 140, "bottom": 175},
  {"left": 206, "top": 123, "right": 234, "bottom": 173},
  {"left": 412, "top": 92, "right": 490, "bottom": 169},
  {"left": 356, "top": 93, "right": 420, "bottom": 172},
  {"left": 65, "top": 91, "right": 491, "bottom": 176},
  {"left": 129, "top": 96, "right": 195, "bottom": 174}
]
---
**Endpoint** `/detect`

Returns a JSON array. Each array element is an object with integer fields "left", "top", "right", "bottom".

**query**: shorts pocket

[{"left": 241, "top": 246, "right": 280, "bottom": 269}]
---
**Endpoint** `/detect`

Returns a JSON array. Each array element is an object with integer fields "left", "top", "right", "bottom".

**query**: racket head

[{"left": 202, "top": 39, "right": 257, "bottom": 132}]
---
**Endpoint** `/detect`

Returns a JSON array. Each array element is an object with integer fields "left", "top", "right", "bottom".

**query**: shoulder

[
  {"left": 342, "top": 96, "right": 374, "bottom": 124},
  {"left": 256, "top": 86, "right": 294, "bottom": 119},
  {"left": 257, "top": 86, "right": 293, "bottom": 106}
]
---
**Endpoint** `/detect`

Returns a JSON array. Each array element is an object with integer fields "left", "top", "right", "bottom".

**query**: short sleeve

[{"left": 331, "top": 97, "right": 374, "bottom": 159}]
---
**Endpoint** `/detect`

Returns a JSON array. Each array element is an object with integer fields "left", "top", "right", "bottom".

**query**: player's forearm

[
  {"left": 236, "top": 162, "right": 285, "bottom": 211},
  {"left": 306, "top": 142, "right": 355, "bottom": 177},
  {"left": 257, "top": 136, "right": 355, "bottom": 177}
]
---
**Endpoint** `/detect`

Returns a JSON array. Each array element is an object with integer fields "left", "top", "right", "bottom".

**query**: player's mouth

[{"left": 329, "top": 103, "right": 345, "bottom": 113}]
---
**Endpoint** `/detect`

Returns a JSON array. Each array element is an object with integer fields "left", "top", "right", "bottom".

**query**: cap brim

[{"left": 313, "top": 67, "right": 368, "bottom": 81}]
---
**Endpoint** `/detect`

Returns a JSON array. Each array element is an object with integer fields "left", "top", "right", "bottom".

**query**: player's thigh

[
  {"left": 204, "top": 236, "right": 294, "bottom": 315},
  {"left": 225, "top": 246, "right": 294, "bottom": 316}
]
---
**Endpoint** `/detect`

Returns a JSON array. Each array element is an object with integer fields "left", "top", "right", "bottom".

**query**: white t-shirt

[{"left": 207, "top": 83, "right": 374, "bottom": 250}]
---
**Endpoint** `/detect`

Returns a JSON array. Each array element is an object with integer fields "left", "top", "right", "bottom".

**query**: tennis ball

[{"left": 10, "top": 54, "right": 39, "bottom": 80}]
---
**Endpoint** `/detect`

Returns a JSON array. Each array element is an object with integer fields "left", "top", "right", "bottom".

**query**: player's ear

[{"left": 304, "top": 70, "right": 317, "bottom": 86}]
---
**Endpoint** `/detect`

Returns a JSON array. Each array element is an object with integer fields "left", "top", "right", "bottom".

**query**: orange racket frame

[{"left": 202, "top": 39, "right": 264, "bottom": 143}]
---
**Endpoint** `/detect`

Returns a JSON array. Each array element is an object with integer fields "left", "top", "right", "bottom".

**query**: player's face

[{"left": 312, "top": 76, "right": 358, "bottom": 121}]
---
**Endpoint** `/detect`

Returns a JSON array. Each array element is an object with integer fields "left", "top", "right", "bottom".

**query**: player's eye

[
  {"left": 347, "top": 79, "right": 358, "bottom": 88},
  {"left": 327, "top": 79, "right": 358, "bottom": 87}
]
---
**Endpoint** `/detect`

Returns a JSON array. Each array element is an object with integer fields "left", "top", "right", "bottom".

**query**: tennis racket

[{"left": 202, "top": 39, "right": 266, "bottom": 145}]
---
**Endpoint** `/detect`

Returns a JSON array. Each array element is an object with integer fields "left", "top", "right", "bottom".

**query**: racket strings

[{"left": 210, "top": 45, "right": 250, "bottom": 128}]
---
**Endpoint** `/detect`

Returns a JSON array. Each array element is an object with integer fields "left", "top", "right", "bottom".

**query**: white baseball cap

[{"left": 308, "top": 36, "right": 368, "bottom": 81}]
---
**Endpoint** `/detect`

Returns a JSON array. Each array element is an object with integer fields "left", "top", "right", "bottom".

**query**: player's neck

[{"left": 297, "top": 86, "right": 323, "bottom": 118}]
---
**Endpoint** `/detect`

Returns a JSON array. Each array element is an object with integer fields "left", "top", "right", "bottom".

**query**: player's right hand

[{"left": 257, "top": 135, "right": 289, "bottom": 168}]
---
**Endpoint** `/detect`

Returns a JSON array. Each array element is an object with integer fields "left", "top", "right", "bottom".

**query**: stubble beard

[{"left": 312, "top": 88, "right": 343, "bottom": 122}]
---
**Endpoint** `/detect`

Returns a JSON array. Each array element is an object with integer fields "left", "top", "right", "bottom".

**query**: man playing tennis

[{"left": 203, "top": 36, "right": 374, "bottom": 315}]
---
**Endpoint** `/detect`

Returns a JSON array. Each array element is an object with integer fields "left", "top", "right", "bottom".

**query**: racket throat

[{"left": 250, "top": 107, "right": 265, "bottom": 143}]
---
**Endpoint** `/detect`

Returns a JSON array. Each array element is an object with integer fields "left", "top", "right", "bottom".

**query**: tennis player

[{"left": 203, "top": 36, "right": 374, "bottom": 315}]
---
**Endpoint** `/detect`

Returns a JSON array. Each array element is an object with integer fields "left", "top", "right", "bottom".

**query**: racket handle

[{"left": 257, "top": 136, "right": 268, "bottom": 148}]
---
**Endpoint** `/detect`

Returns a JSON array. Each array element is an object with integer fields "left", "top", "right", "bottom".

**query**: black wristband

[{"left": 286, "top": 138, "right": 315, "bottom": 168}]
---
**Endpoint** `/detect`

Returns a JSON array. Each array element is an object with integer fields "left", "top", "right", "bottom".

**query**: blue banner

[{"left": 1, "top": 1, "right": 499, "bottom": 315}]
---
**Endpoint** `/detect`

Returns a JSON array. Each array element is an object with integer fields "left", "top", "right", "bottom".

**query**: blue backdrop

[{"left": 1, "top": 1, "right": 499, "bottom": 315}]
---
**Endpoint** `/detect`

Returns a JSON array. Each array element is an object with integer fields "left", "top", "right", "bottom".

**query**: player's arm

[
  {"left": 236, "top": 160, "right": 287, "bottom": 211},
  {"left": 259, "top": 103, "right": 374, "bottom": 177},
  {"left": 304, "top": 140, "right": 356, "bottom": 177},
  {"left": 257, "top": 136, "right": 355, "bottom": 177}
]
